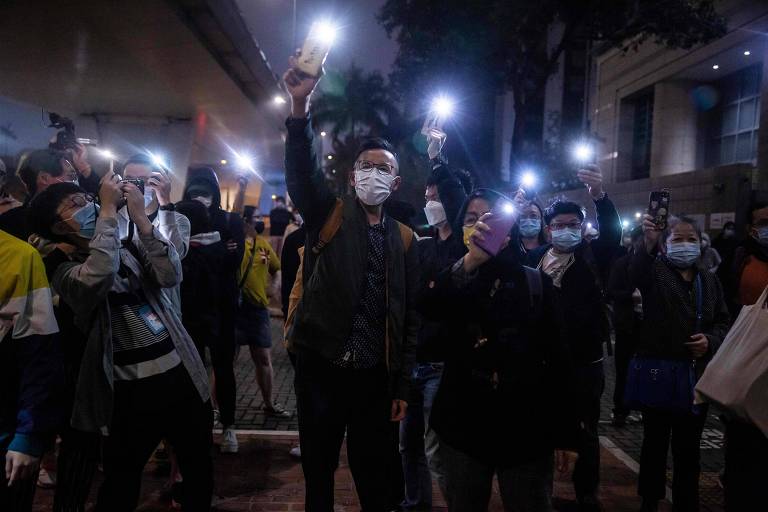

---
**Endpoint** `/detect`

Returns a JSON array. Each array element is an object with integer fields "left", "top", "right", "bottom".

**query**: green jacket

[{"left": 285, "top": 116, "right": 418, "bottom": 400}]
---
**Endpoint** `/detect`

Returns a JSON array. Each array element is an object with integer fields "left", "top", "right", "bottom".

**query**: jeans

[
  {"left": 638, "top": 407, "right": 707, "bottom": 511},
  {"left": 295, "top": 352, "right": 399, "bottom": 512},
  {"left": 573, "top": 361, "right": 605, "bottom": 501},
  {"left": 94, "top": 365, "right": 213, "bottom": 512},
  {"left": 436, "top": 439, "right": 554, "bottom": 512},
  {"left": 399, "top": 362, "right": 443, "bottom": 510},
  {"left": 723, "top": 419, "right": 768, "bottom": 511}
]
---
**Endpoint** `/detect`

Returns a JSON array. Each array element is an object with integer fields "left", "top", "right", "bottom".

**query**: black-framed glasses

[{"left": 355, "top": 160, "right": 396, "bottom": 176}]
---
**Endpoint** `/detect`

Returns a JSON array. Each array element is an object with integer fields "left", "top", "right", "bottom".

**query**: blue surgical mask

[
  {"left": 519, "top": 218, "right": 541, "bottom": 238},
  {"left": 551, "top": 227, "right": 581, "bottom": 251},
  {"left": 756, "top": 227, "right": 768, "bottom": 247},
  {"left": 72, "top": 202, "right": 99, "bottom": 240},
  {"left": 666, "top": 242, "right": 701, "bottom": 268}
]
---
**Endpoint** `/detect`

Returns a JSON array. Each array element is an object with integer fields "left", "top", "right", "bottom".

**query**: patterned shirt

[{"left": 333, "top": 221, "right": 387, "bottom": 368}]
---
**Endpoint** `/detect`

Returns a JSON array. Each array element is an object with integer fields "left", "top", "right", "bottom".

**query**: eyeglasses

[
  {"left": 61, "top": 193, "right": 94, "bottom": 212},
  {"left": 355, "top": 160, "right": 396, "bottom": 176},
  {"left": 550, "top": 221, "right": 582, "bottom": 231}
]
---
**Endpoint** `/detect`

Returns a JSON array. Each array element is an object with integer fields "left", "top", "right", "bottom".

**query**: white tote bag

[{"left": 695, "top": 285, "right": 768, "bottom": 436}]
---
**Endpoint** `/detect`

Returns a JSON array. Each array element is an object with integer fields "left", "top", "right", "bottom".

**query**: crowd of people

[{"left": 0, "top": 58, "right": 766, "bottom": 512}]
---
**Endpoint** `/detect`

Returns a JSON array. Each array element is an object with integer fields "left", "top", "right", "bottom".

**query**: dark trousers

[
  {"left": 54, "top": 427, "right": 101, "bottom": 512},
  {"left": 573, "top": 361, "right": 605, "bottom": 501},
  {"left": 638, "top": 407, "right": 707, "bottom": 511},
  {"left": 295, "top": 352, "right": 397, "bottom": 512},
  {"left": 724, "top": 419, "right": 768, "bottom": 511},
  {"left": 191, "top": 323, "right": 236, "bottom": 427},
  {"left": 613, "top": 329, "right": 636, "bottom": 416},
  {"left": 94, "top": 365, "right": 213, "bottom": 512},
  {"left": 0, "top": 461, "right": 38, "bottom": 512}
]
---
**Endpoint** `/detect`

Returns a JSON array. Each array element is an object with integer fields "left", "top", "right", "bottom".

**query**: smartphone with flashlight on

[
  {"left": 648, "top": 189, "right": 671, "bottom": 230},
  {"left": 474, "top": 204, "right": 517, "bottom": 257},
  {"left": 297, "top": 21, "right": 335, "bottom": 77}
]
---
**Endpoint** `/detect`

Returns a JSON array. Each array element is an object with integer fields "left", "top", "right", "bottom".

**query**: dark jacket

[
  {"left": 607, "top": 252, "right": 638, "bottom": 335},
  {"left": 181, "top": 234, "right": 229, "bottom": 344},
  {"left": 628, "top": 250, "right": 730, "bottom": 368},
  {"left": 269, "top": 207, "right": 293, "bottom": 237},
  {"left": 285, "top": 116, "right": 419, "bottom": 400},
  {"left": 528, "top": 195, "right": 622, "bottom": 365},
  {"left": 182, "top": 168, "right": 245, "bottom": 310},
  {"left": 429, "top": 247, "right": 579, "bottom": 465}
]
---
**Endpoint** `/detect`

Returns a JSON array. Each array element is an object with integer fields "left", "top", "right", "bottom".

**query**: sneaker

[
  {"left": 36, "top": 468, "right": 56, "bottom": 489},
  {"left": 289, "top": 446, "right": 301, "bottom": 459},
  {"left": 220, "top": 428, "right": 239, "bottom": 454},
  {"left": 264, "top": 402, "right": 292, "bottom": 418},
  {"left": 212, "top": 408, "right": 221, "bottom": 426}
]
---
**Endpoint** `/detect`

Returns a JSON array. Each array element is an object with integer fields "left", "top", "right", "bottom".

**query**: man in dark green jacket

[{"left": 283, "top": 58, "right": 419, "bottom": 512}]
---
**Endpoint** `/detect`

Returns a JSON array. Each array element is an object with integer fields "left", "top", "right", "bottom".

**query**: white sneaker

[
  {"left": 220, "top": 428, "right": 239, "bottom": 454},
  {"left": 289, "top": 446, "right": 301, "bottom": 459}
]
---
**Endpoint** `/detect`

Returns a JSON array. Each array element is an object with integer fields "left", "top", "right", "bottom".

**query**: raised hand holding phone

[
  {"left": 283, "top": 55, "right": 322, "bottom": 118},
  {"left": 576, "top": 164, "right": 604, "bottom": 200}
]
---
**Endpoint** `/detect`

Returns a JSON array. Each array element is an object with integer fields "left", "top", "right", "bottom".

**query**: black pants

[
  {"left": 191, "top": 322, "right": 237, "bottom": 428},
  {"left": 573, "top": 361, "right": 605, "bottom": 501},
  {"left": 613, "top": 329, "right": 636, "bottom": 416},
  {"left": 295, "top": 352, "right": 397, "bottom": 512},
  {"left": 638, "top": 407, "right": 707, "bottom": 511},
  {"left": 94, "top": 365, "right": 213, "bottom": 512},
  {"left": 54, "top": 427, "right": 101, "bottom": 512},
  {"left": 724, "top": 419, "right": 768, "bottom": 511},
  {"left": 0, "top": 462, "right": 38, "bottom": 512}
]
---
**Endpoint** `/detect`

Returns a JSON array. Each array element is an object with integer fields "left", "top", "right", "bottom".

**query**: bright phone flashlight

[
  {"left": 148, "top": 151, "right": 167, "bottom": 169},
  {"left": 431, "top": 96, "right": 455, "bottom": 118},
  {"left": 312, "top": 21, "right": 337, "bottom": 45},
  {"left": 501, "top": 202, "right": 515, "bottom": 215},
  {"left": 573, "top": 143, "right": 594, "bottom": 163},
  {"left": 521, "top": 171, "right": 537, "bottom": 188},
  {"left": 98, "top": 149, "right": 115, "bottom": 160},
  {"left": 236, "top": 154, "right": 254, "bottom": 170}
]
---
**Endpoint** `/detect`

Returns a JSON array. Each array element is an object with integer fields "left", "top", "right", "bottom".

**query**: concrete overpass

[{"left": 0, "top": 0, "right": 290, "bottom": 206}]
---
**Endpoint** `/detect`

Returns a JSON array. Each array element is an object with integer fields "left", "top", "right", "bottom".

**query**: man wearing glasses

[
  {"left": 283, "top": 58, "right": 418, "bottom": 511},
  {"left": 528, "top": 164, "right": 622, "bottom": 512}
]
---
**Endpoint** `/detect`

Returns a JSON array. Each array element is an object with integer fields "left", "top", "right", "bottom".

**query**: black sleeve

[
  {"left": 591, "top": 195, "right": 622, "bottom": 272},
  {"left": 285, "top": 117, "right": 336, "bottom": 233},
  {"left": 607, "top": 256, "right": 633, "bottom": 303},
  {"left": 433, "top": 164, "right": 468, "bottom": 231},
  {"left": 78, "top": 170, "right": 101, "bottom": 195},
  {"left": 225, "top": 212, "right": 246, "bottom": 271}
]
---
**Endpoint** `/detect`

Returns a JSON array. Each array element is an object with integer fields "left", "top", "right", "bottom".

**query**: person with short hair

[
  {"left": 283, "top": 58, "right": 418, "bottom": 511},
  {"left": 269, "top": 195, "right": 293, "bottom": 256},
  {"left": 630, "top": 214, "right": 730, "bottom": 512},
  {"left": 237, "top": 205, "right": 290, "bottom": 419},
  {"left": 27, "top": 178, "right": 213, "bottom": 512}
]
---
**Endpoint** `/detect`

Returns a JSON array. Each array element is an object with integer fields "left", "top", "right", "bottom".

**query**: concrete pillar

[
  {"left": 650, "top": 81, "right": 699, "bottom": 177},
  {"left": 756, "top": 38, "right": 768, "bottom": 191},
  {"left": 542, "top": 22, "right": 566, "bottom": 152}
]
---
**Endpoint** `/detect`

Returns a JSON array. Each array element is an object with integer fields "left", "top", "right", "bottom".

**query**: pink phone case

[{"left": 474, "top": 211, "right": 516, "bottom": 256}]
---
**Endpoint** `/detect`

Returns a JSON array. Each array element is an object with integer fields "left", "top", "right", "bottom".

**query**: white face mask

[
  {"left": 354, "top": 170, "right": 395, "bottom": 206},
  {"left": 424, "top": 200, "right": 447, "bottom": 226},
  {"left": 193, "top": 195, "right": 213, "bottom": 209}
]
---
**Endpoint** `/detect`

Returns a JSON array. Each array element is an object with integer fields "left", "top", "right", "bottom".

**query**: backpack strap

[
  {"left": 523, "top": 265, "right": 543, "bottom": 320},
  {"left": 312, "top": 199, "right": 344, "bottom": 254}
]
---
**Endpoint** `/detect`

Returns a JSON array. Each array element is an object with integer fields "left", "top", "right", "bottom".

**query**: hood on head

[{"left": 183, "top": 166, "right": 221, "bottom": 210}]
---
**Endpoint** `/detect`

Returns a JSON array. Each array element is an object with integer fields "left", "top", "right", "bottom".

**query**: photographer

[
  {"left": 120, "top": 153, "right": 191, "bottom": 315},
  {"left": 629, "top": 215, "right": 729, "bottom": 512},
  {"left": 27, "top": 177, "right": 212, "bottom": 512},
  {"left": 428, "top": 189, "right": 578, "bottom": 511}
]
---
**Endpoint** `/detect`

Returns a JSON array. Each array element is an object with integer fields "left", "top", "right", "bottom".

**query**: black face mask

[{"left": 254, "top": 221, "right": 265, "bottom": 234}]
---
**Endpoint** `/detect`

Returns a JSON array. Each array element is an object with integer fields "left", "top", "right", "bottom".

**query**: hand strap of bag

[
  {"left": 694, "top": 273, "right": 703, "bottom": 333},
  {"left": 239, "top": 242, "right": 257, "bottom": 289}
]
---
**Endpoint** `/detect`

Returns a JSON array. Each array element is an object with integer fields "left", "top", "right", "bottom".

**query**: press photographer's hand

[{"left": 121, "top": 183, "right": 153, "bottom": 236}]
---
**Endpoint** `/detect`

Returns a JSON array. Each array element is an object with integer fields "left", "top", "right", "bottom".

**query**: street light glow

[
  {"left": 573, "top": 143, "right": 594, "bottom": 163},
  {"left": 327, "top": 155, "right": 333, "bottom": 160},
  {"left": 320, "top": 131, "right": 327, "bottom": 137},
  {"left": 521, "top": 171, "right": 537, "bottom": 188},
  {"left": 431, "top": 96, "right": 455, "bottom": 118},
  {"left": 312, "top": 20, "right": 337, "bottom": 45},
  {"left": 744, "top": 50, "right": 751, "bottom": 56},
  {"left": 712, "top": 64, "right": 720, "bottom": 70},
  {"left": 220, "top": 159, "right": 228, "bottom": 165},
  {"left": 622, "top": 219, "right": 630, "bottom": 228},
  {"left": 236, "top": 154, "right": 254, "bottom": 170}
]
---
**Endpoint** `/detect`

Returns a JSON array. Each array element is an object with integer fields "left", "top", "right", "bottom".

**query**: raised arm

[
  {"left": 433, "top": 163, "right": 468, "bottom": 232},
  {"left": 283, "top": 59, "right": 336, "bottom": 232}
]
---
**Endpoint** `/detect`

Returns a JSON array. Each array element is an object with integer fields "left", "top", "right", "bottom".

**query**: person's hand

[
  {"left": 0, "top": 311, "right": 17, "bottom": 333},
  {"left": 686, "top": 334, "right": 709, "bottom": 359},
  {"left": 391, "top": 400, "right": 407, "bottom": 422},
  {"left": 236, "top": 175, "right": 249, "bottom": 190},
  {"left": 283, "top": 55, "right": 322, "bottom": 118},
  {"left": 226, "top": 239, "right": 238, "bottom": 253},
  {"left": 98, "top": 172, "right": 123, "bottom": 217},
  {"left": 463, "top": 213, "right": 494, "bottom": 272},
  {"left": 5, "top": 451, "right": 39, "bottom": 486},
  {"left": 147, "top": 171, "right": 172, "bottom": 206},
  {"left": 121, "top": 182, "right": 153, "bottom": 236},
  {"left": 577, "top": 164, "right": 604, "bottom": 200},
  {"left": 642, "top": 213, "right": 662, "bottom": 254},
  {"left": 0, "top": 196, "right": 22, "bottom": 215},
  {"left": 70, "top": 143, "right": 92, "bottom": 177},
  {"left": 555, "top": 450, "right": 578, "bottom": 475}
]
